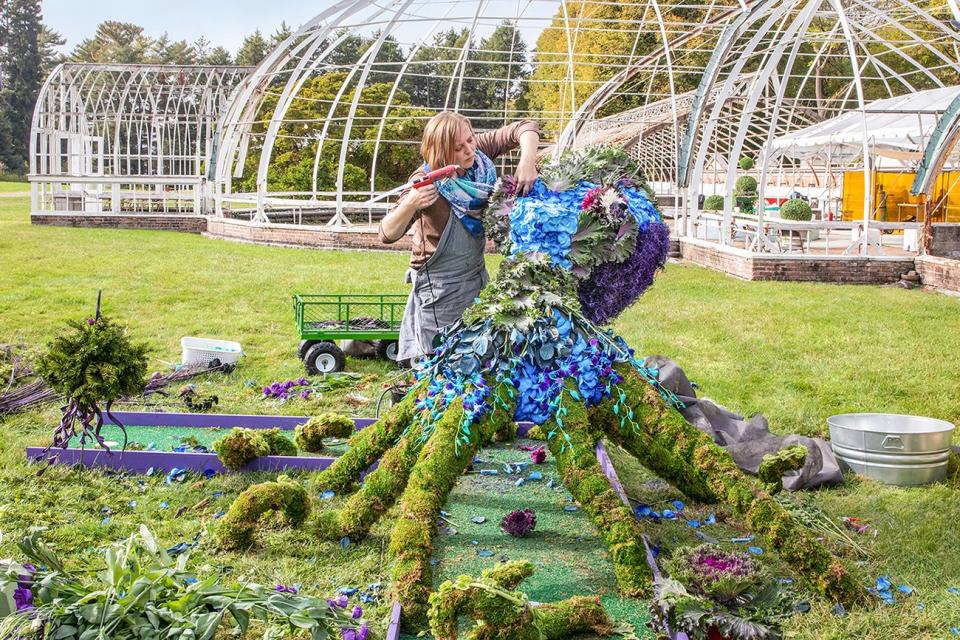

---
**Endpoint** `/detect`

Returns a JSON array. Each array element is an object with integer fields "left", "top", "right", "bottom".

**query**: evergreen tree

[
  {"left": 71, "top": 21, "right": 153, "bottom": 63},
  {"left": 236, "top": 30, "right": 269, "bottom": 66},
  {"left": 38, "top": 24, "right": 65, "bottom": 76},
  {"left": 0, "top": 0, "right": 42, "bottom": 173},
  {"left": 203, "top": 46, "right": 233, "bottom": 65}
]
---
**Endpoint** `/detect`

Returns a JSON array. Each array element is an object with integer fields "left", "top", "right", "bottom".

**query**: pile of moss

[
  {"left": 295, "top": 413, "right": 354, "bottom": 453},
  {"left": 213, "top": 427, "right": 298, "bottom": 470}
]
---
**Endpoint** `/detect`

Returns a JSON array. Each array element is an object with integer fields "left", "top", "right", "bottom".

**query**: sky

[{"left": 41, "top": 0, "right": 322, "bottom": 55}]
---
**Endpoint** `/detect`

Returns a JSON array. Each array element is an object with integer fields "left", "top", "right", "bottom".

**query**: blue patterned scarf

[{"left": 427, "top": 149, "right": 497, "bottom": 237}]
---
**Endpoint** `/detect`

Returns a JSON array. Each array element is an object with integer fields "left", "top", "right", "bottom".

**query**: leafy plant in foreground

[{"left": 0, "top": 525, "right": 367, "bottom": 640}]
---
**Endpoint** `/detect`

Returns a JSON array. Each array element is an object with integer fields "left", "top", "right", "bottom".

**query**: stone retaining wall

[
  {"left": 31, "top": 213, "right": 207, "bottom": 233},
  {"left": 680, "top": 238, "right": 915, "bottom": 284},
  {"left": 916, "top": 255, "right": 960, "bottom": 293}
]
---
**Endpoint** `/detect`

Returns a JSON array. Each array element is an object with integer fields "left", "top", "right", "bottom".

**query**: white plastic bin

[{"left": 181, "top": 337, "right": 244, "bottom": 366}]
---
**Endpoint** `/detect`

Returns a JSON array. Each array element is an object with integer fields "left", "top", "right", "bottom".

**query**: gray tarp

[{"left": 644, "top": 355, "right": 843, "bottom": 491}]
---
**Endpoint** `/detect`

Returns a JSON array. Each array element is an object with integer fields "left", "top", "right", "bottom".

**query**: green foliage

[
  {"left": 213, "top": 428, "right": 271, "bottom": 471},
  {"left": 735, "top": 176, "right": 758, "bottom": 195},
  {"left": 0, "top": 0, "right": 44, "bottom": 173},
  {"left": 703, "top": 195, "right": 725, "bottom": 211},
  {"left": 739, "top": 156, "right": 755, "bottom": 171},
  {"left": 780, "top": 198, "right": 813, "bottom": 222},
  {"left": 294, "top": 412, "right": 355, "bottom": 453},
  {"left": 0, "top": 524, "right": 363, "bottom": 639},
  {"left": 35, "top": 315, "right": 149, "bottom": 411},
  {"left": 665, "top": 545, "right": 766, "bottom": 604},
  {"left": 260, "top": 428, "right": 298, "bottom": 456},
  {"left": 540, "top": 145, "right": 646, "bottom": 194}
]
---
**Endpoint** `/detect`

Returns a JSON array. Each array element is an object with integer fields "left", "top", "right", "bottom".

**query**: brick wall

[
  {"left": 916, "top": 255, "right": 960, "bottom": 293},
  {"left": 32, "top": 213, "right": 207, "bottom": 233},
  {"left": 680, "top": 238, "right": 914, "bottom": 284},
  {"left": 931, "top": 224, "right": 960, "bottom": 259}
]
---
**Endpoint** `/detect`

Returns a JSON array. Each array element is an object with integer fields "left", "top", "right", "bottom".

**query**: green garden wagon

[{"left": 293, "top": 293, "right": 407, "bottom": 373}]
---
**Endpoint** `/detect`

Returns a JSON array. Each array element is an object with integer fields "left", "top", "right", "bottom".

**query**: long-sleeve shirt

[{"left": 378, "top": 119, "right": 540, "bottom": 270}]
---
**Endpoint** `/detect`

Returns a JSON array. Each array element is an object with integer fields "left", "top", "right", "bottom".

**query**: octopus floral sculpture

[{"left": 219, "top": 147, "right": 864, "bottom": 631}]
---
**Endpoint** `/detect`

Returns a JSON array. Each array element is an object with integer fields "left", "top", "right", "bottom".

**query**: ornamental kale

[
  {"left": 666, "top": 545, "right": 765, "bottom": 604},
  {"left": 501, "top": 508, "right": 537, "bottom": 537}
]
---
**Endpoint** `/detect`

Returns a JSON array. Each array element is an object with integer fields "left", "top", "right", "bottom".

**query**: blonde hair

[{"left": 421, "top": 111, "right": 473, "bottom": 169}]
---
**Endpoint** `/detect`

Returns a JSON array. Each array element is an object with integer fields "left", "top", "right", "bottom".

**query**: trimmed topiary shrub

[
  {"left": 779, "top": 198, "right": 813, "bottom": 221},
  {"left": 739, "top": 156, "right": 755, "bottom": 171},
  {"left": 261, "top": 428, "right": 298, "bottom": 456},
  {"left": 734, "top": 175, "right": 757, "bottom": 195},
  {"left": 213, "top": 428, "right": 270, "bottom": 471},
  {"left": 703, "top": 195, "right": 724, "bottom": 211},
  {"left": 295, "top": 413, "right": 355, "bottom": 453}
]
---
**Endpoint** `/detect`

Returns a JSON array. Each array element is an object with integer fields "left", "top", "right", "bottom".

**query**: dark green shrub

[
  {"left": 213, "top": 428, "right": 270, "bottom": 471},
  {"left": 703, "top": 195, "right": 724, "bottom": 211},
  {"left": 779, "top": 198, "right": 813, "bottom": 221},
  {"left": 261, "top": 428, "right": 298, "bottom": 456},
  {"left": 734, "top": 175, "right": 757, "bottom": 195},
  {"left": 295, "top": 413, "right": 355, "bottom": 453}
]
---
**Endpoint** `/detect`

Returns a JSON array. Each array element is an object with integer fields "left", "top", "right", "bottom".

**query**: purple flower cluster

[
  {"left": 274, "top": 584, "right": 299, "bottom": 594},
  {"left": 326, "top": 593, "right": 369, "bottom": 639},
  {"left": 577, "top": 220, "right": 670, "bottom": 325},
  {"left": 14, "top": 563, "right": 36, "bottom": 611},
  {"left": 501, "top": 508, "right": 537, "bottom": 537},
  {"left": 263, "top": 378, "right": 312, "bottom": 400},
  {"left": 530, "top": 446, "right": 546, "bottom": 464}
]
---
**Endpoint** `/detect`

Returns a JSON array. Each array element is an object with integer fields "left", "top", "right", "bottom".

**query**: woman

[{"left": 379, "top": 112, "right": 540, "bottom": 364}]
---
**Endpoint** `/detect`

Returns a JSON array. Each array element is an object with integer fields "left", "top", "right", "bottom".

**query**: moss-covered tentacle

[
  {"left": 311, "top": 432, "right": 421, "bottom": 542},
  {"left": 606, "top": 365, "right": 867, "bottom": 606},
  {"left": 427, "top": 560, "right": 612, "bottom": 640},
  {"left": 758, "top": 445, "right": 807, "bottom": 494},
  {"left": 217, "top": 475, "right": 310, "bottom": 550},
  {"left": 545, "top": 384, "right": 655, "bottom": 597},
  {"left": 312, "top": 391, "right": 417, "bottom": 494},
  {"left": 390, "top": 385, "right": 515, "bottom": 629}
]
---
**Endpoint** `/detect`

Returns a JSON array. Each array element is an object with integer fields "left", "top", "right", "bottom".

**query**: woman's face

[{"left": 451, "top": 122, "right": 477, "bottom": 171}]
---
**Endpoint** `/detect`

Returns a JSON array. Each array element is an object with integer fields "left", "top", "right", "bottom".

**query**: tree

[
  {"left": 0, "top": 0, "right": 43, "bottom": 173},
  {"left": 153, "top": 35, "right": 196, "bottom": 65},
  {"left": 203, "top": 46, "right": 233, "bottom": 66},
  {"left": 38, "top": 25, "right": 65, "bottom": 77},
  {"left": 70, "top": 21, "right": 154, "bottom": 63},
  {"left": 270, "top": 21, "right": 293, "bottom": 47},
  {"left": 235, "top": 30, "right": 269, "bottom": 66}
]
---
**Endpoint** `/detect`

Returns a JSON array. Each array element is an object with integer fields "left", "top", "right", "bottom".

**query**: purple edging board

[
  {"left": 25, "top": 411, "right": 536, "bottom": 477},
  {"left": 595, "top": 440, "right": 632, "bottom": 508}
]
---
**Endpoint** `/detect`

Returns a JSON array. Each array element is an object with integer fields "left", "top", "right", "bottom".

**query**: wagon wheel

[
  {"left": 298, "top": 339, "right": 320, "bottom": 361},
  {"left": 375, "top": 339, "right": 399, "bottom": 363},
  {"left": 304, "top": 342, "right": 346, "bottom": 374}
]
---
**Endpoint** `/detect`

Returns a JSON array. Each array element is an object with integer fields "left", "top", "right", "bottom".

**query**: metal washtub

[{"left": 828, "top": 413, "right": 955, "bottom": 486}]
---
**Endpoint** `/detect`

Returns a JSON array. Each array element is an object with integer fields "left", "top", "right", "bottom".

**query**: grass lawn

[
  {"left": 2, "top": 194, "right": 960, "bottom": 638},
  {"left": 0, "top": 180, "right": 29, "bottom": 193}
]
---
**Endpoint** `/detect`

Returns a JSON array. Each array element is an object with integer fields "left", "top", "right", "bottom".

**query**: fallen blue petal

[
  {"left": 778, "top": 577, "right": 794, "bottom": 584},
  {"left": 546, "top": 478, "right": 556, "bottom": 488},
  {"left": 563, "top": 505, "right": 579, "bottom": 512},
  {"left": 128, "top": 500, "right": 138, "bottom": 508},
  {"left": 339, "top": 537, "right": 351, "bottom": 549},
  {"left": 159, "top": 501, "right": 169, "bottom": 509},
  {"left": 213, "top": 511, "right": 225, "bottom": 519},
  {"left": 471, "top": 516, "right": 486, "bottom": 524},
  {"left": 145, "top": 467, "right": 155, "bottom": 476},
  {"left": 430, "top": 559, "right": 439, "bottom": 566},
  {"left": 687, "top": 520, "right": 701, "bottom": 528},
  {"left": 359, "top": 593, "right": 375, "bottom": 603},
  {"left": 876, "top": 576, "right": 892, "bottom": 592},
  {"left": 528, "top": 471, "right": 542, "bottom": 481},
  {"left": 101, "top": 517, "right": 111, "bottom": 525},
  {"left": 477, "top": 549, "right": 494, "bottom": 558},
  {"left": 730, "top": 535, "right": 754, "bottom": 544},
  {"left": 794, "top": 601, "right": 811, "bottom": 613},
  {"left": 167, "top": 542, "right": 190, "bottom": 556},
  {"left": 898, "top": 585, "right": 914, "bottom": 595},
  {"left": 671, "top": 500, "right": 684, "bottom": 511},
  {"left": 951, "top": 627, "right": 959, "bottom": 635},
  {"left": 471, "top": 540, "right": 479, "bottom": 545},
  {"left": 337, "top": 587, "right": 359, "bottom": 596},
  {"left": 321, "top": 490, "right": 336, "bottom": 500},
  {"left": 832, "top": 602, "right": 846, "bottom": 617},
  {"left": 183, "top": 576, "right": 199, "bottom": 584},
  {"left": 747, "top": 546, "right": 764, "bottom": 555},
  {"left": 916, "top": 602, "right": 925, "bottom": 610},
  {"left": 662, "top": 509, "right": 677, "bottom": 520},
  {"left": 948, "top": 587, "right": 960, "bottom": 595},
  {"left": 203, "top": 469, "right": 217, "bottom": 479},
  {"left": 480, "top": 469, "right": 499, "bottom": 476},
  {"left": 705, "top": 513, "right": 717, "bottom": 525},
  {"left": 514, "top": 478, "right": 525, "bottom": 486},
  {"left": 212, "top": 491, "right": 224, "bottom": 498},
  {"left": 695, "top": 531, "right": 718, "bottom": 544}
]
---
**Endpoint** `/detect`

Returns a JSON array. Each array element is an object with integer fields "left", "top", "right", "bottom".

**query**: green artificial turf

[{"left": 3, "top": 196, "right": 960, "bottom": 638}]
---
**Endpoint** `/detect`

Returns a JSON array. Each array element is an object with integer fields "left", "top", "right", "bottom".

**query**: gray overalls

[{"left": 396, "top": 212, "right": 488, "bottom": 363}]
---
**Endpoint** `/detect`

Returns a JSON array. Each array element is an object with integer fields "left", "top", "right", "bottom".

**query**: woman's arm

[
  {"left": 514, "top": 129, "right": 539, "bottom": 196},
  {"left": 378, "top": 180, "right": 438, "bottom": 243}
]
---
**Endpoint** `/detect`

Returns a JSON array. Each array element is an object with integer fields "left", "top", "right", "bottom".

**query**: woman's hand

[
  {"left": 515, "top": 157, "right": 538, "bottom": 196},
  {"left": 402, "top": 183, "right": 439, "bottom": 210}
]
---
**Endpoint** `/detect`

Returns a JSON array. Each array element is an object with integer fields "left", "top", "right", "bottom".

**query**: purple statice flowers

[
  {"left": 14, "top": 563, "right": 36, "bottom": 611},
  {"left": 262, "top": 378, "right": 312, "bottom": 400},
  {"left": 501, "top": 508, "right": 537, "bottom": 537},
  {"left": 577, "top": 220, "right": 670, "bottom": 325}
]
